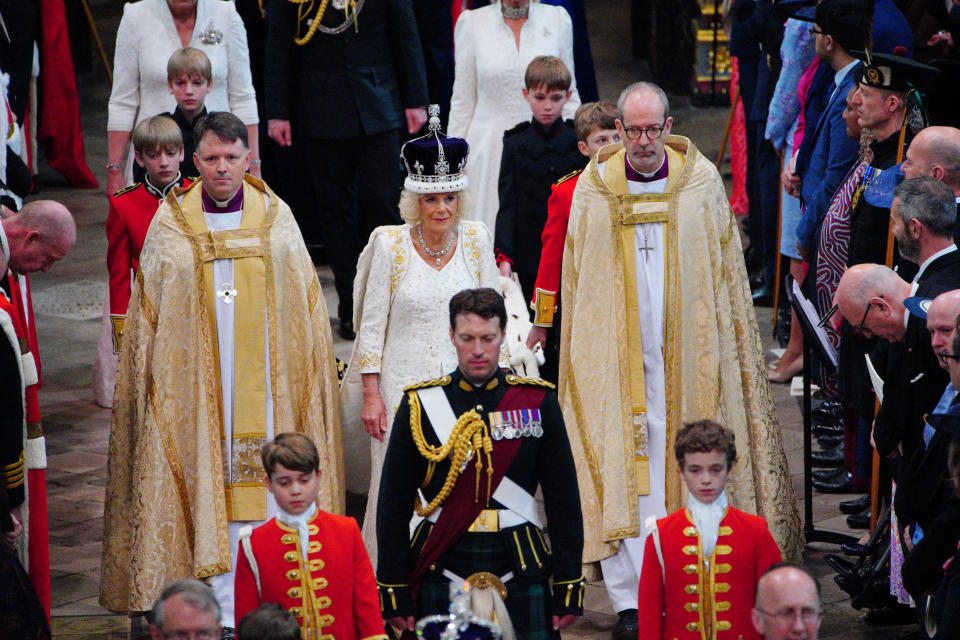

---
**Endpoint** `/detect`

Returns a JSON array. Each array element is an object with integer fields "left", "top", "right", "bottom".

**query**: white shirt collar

[
  {"left": 914, "top": 244, "right": 958, "bottom": 284},
  {"left": 834, "top": 59, "right": 859, "bottom": 88}
]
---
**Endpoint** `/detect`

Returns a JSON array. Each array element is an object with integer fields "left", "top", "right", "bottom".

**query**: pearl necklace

[
  {"left": 501, "top": 2, "right": 529, "bottom": 19},
  {"left": 417, "top": 223, "right": 455, "bottom": 266}
]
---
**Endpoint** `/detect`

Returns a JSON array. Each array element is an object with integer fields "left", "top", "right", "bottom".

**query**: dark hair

[
  {"left": 237, "top": 603, "right": 300, "bottom": 640},
  {"left": 757, "top": 562, "right": 822, "bottom": 602},
  {"left": 193, "top": 111, "right": 248, "bottom": 150},
  {"left": 261, "top": 432, "right": 320, "bottom": 479},
  {"left": 574, "top": 102, "right": 618, "bottom": 142},
  {"left": 674, "top": 420, "right": 737, "bottom": 468},
  {"left": 449, "top": 288, "right": 507, "bottom": 331},
  {"left": 815, "top": 0, "right": 870, "bottom": 54},
  {"left": 894, "top": 176, "right": 957, "bottom": 239}
]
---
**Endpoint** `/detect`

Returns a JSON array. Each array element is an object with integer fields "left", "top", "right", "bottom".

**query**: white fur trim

[
  {"left": 21, "top": 351, "right": 37, "bottom": 387},
  {"left": 25, "top": 436, "right": 45, "bottom": 469}
]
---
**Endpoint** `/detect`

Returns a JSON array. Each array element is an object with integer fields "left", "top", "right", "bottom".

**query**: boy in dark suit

[{"left": 495, "top": 56, "right": 585, "bottom": 304}]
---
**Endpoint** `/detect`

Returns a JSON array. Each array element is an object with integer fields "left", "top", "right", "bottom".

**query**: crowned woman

[{"left": 341, "top": 106, "right": 502, "bottom": 563}]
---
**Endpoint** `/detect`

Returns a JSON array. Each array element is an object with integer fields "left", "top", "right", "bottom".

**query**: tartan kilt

[{"left": 417, "top": 530, "right": 559, "bottom": 640}]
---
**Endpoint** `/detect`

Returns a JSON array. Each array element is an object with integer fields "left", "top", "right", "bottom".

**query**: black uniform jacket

[
  {"left": 874, "top": 249, "right": 960, "bottom": 460},
  {"left": 264, "top": 0, "right": 428, "bottom": 138},
  {"left": 495, "top": 119, "right": 585, "bottom": 276},
  {"left": 375, "top": 368, "right": 584, "bottom": 617}
]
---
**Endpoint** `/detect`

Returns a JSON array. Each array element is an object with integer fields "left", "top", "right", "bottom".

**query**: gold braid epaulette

[
  {"left": 403, "top": 375, "right": 451, "bottom": 392},
  {"left": 112, "top": 183, "right": 141, "bottom": 197},
  {"left": 407, "top": 389, "right": 493, "bottom": 517},
  {"left": 505, "top": 374, "right": 555, "bottom": 389}
]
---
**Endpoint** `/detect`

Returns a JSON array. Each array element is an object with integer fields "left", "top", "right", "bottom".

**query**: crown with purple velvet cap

[{"left": 401, "top": 105, "right": 470, "bottom": 194}]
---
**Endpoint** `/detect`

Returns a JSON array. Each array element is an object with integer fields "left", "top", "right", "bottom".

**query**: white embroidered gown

[
  {"left": 341, "top": 221, "right": 501, "bottom": 565},
  {"left": 448, "top": 1, "right": 580, "bottom": 232}
]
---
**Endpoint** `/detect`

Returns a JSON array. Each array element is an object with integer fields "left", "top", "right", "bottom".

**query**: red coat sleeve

[
  {"left": 350, "top": 519, "right": 387, "bottom": 639},
  {"left": 753, "top": 519, "right": 783, "bottom": 583},
  {"left": 234, "top": 538, "right": 260, "bottom": 628},
  {"left": 105, "top": 197, "right": 133, "bottom": 316},
  {"left": 531, "top": 174, "right": 578, "bottom": 326},
  {"left": 637, "top": 531, "right": 664, "bottom": 640}
]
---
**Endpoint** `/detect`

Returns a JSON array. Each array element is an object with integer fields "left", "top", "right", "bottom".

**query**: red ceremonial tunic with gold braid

[
  {"left": 637, "top": 506, "right": 782, "bottom": 640},
  {"left": 234, "top": 509, "right": 387, "bottom": 640}
]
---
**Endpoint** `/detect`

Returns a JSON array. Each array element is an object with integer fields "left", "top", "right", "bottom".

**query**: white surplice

[
  {"left": 595, "top": 158, "right": 670, "bottom": 612},
  {"left": 202, "top": 206, "right": 278, "bottom": 628}
]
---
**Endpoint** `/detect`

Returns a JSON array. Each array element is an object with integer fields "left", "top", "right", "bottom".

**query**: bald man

[
  {"left": 927, "top": 290, "right": 960, "bottom": 367},
  {"left": 750, "top": 564, "right": 822, "bottom": 640},
  {"left": 900, "top": 126, "right": 960, "bottom": 247},
  {"left": 835, "top": 264, "right": 912, "bottom": 343},
  {"left": 0, "top": 200, "right": 77, "bottom": 275}
]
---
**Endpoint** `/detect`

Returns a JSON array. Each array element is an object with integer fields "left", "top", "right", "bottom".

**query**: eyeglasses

[
  {"left": 622, "top": 123, "right": 665, "bottom": 141},
  {"left": 854, "top": 300, "right": 873, "bottom": 336},
  {"left": 809, "top": 26, "right": 824, "bottom": 35},
  {"left": 755, "top": 607, "right": 823, "bottom": 625},
  {"left": 941, "top": 350, "right": 960, "bottom": 361},
  {"left": 158, "top": 628, "right": 219, "bottom": 640}
]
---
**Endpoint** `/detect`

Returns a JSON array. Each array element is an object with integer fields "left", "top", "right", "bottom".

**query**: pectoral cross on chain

[{"left": 637, "top": 229, "right": 655, "bottom": 263}]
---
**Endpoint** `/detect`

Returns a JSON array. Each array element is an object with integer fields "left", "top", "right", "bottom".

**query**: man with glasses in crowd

[
  {"left": 149, "top": 580, "right": 222, "bottom": 640},
  {"left": 558, "top": 80, "right": 801, "bottom": 640},
  {"left": 751, "top": 564, "right": 823, "bottom": 640}
]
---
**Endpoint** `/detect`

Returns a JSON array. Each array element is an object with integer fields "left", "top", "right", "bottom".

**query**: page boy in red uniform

[
  {"left": 637, "top": 420, "right": 782, "bottom": 640},
  {"left": 234, "top": 433, "right": 386, "bottom": 640}
]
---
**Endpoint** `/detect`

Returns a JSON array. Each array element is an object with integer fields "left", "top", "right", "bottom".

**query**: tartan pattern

[{"left": 417, "top": 532, "right": 559, "bottom": 640}]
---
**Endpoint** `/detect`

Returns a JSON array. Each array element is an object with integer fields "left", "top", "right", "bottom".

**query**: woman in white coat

[{"left": 448, "top": 0, "right": 579, "bottom": 231}]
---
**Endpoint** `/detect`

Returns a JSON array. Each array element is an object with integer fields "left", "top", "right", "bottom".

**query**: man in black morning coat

[{"left": 264, "top": 0, "right": 429, "bottom": 337}]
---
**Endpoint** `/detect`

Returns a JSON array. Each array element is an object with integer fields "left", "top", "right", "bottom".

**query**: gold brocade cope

[
  {"left": 181, "top": 183, "right": 269, "bottom": 522},
  {"left": 558, "top": 138, "right": 803, "bottom": 571},
  {"left": 100, "top": 175, "right": 344, "bottom": 613}
]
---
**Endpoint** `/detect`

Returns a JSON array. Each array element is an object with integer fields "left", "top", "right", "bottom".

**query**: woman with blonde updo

[{"left": 341, "top": 108, "right": 501, "bottom": 563}]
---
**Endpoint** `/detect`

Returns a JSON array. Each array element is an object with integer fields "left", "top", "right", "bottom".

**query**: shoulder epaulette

[
  {"left": 554, "top": 169, "right": 581, "bottom": 185},
  {"left": 505, "top": 374, "right": 555, "bottom": 389},
  {"left": 404, "top": 375, "right": 452, "bottom": 392},
  {"left": 504, "top": 121, "right": 531, "bottom": 137},
  {"left": 113, "top": 183, "right": 141, "bottom": 197}
]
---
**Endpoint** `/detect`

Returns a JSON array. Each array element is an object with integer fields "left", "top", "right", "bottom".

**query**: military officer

[{"left": 375, "top": 288, "right": 584, "bottom": 640}]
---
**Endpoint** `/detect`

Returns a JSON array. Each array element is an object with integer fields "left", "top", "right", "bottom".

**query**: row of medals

[{"left": 489, "top": 411, "right": 544, "bottom": 441}]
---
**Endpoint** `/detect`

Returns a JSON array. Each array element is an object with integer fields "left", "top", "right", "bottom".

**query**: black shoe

[
  {"left": 817, "top": 434, "right": 844, "bottom": 448},
  {"left": 842, "top": 542, "right": 869, "bottom": 556},
  {"left": 611, "top": 609, "right": 639, "bottom": 640},
  {"left": 825, "top": 553, "right": 856, "bottom": 576},
  {"left": 847, "top": 509, "right": 871, "bottom": 529},
  {"left": 813, "top": 468, "right": 848, "bottom": 483},
  {"left": 812, "top": 443, "right": 845, "bottom": 468},
  {"left": 813, "top": 404, "right": 843, "bottom": 422},
  {"left": 812, "top": 423, "right": 844, "bottom": 437},
  {"left": 338, "top": 319, "right": 356, "bottom": 340},
  {"left": 839, "top": 494, "right": 870, "bottom": 515},
  {"left": 813, "top": 471, "right": 854, "bottom": 493}
]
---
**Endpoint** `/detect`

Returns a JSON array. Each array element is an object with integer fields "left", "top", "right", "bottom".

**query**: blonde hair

[
  {"left": 132, "top": 115, "right": 183, "bottom": 155},
  {"left": 398, "top": 189, "right": 470, "bottom": 225},
  {"left": 524, "top": 55, "right": 571, "bottom": 92},
  {"left": 167, "top": 47, "right": 213, "bottom": 84}
]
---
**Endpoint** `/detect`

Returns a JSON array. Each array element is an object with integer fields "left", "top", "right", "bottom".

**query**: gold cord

[
  {"left": 408, "top": 391, "right": 494, "bottom": 516},
  {"left": 294, "top": 0, "right": 331, "bottom": 46}
]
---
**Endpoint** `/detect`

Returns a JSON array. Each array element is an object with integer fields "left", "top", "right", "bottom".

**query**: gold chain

[{"left": 408, "top": 391, "right": 494, "bottom": 516}]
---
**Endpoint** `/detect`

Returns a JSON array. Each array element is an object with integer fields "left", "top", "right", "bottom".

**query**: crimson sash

[{"left": 410, "top": 384, "right": 547, "bottom": 592}]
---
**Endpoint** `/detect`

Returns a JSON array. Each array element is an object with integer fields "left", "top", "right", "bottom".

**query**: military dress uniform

[
  {"left": 376, "top": 368, "right": 584, "bottom": 640},
  {"left": 106, "top": 175, "right": 190, "bottom": 347},
  {"left": 637, "top": 506, "right": 782, "bottom": 640},
  {"left": 529, "top": 169, "right": 581, "bottom": 331},
  {"left": 234, "top": 508, "right": 386, "bottom": 640}
]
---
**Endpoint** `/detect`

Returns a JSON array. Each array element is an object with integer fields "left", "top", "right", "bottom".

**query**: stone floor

[{"left": 25, "top": 0, "right": 917, "bottom": 638}]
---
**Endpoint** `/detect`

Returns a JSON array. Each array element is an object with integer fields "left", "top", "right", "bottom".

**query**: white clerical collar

[
  {"left": 626, "top": 155, "right": 667, "bottom": 181},
  {"left": 276, "top": 502, "right": 318, "bottom": 552},
  {"left": 687, "top": 490, "right": 728, "bottom": 559}
]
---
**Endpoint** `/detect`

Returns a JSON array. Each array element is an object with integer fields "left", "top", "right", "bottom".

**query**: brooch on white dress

[
  {"left": 217, "top": 282, "right": 238, "bottom": 304},
  {"left": 198, "top": 20, "right": 223, "bottom": 45}
]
